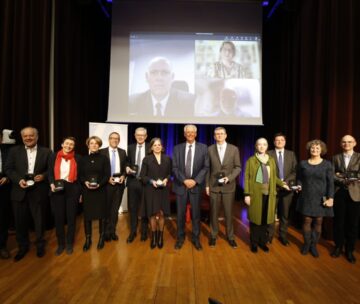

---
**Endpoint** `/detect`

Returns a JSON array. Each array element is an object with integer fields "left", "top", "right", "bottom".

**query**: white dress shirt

[{"left": 26, "top": 145, "right": 37, "bottom": 174}]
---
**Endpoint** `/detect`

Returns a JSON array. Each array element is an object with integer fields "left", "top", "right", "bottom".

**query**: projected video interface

[{"left": 128, "top": 33, "right": 261, "bottom": 124}]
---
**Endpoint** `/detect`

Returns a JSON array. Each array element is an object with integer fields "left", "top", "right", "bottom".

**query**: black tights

[{"left": 303, "top": 216, "right": 323, "bottom": 234}]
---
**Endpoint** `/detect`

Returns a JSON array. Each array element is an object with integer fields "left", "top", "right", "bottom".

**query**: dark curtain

[
  {"left": 263, "top": 0, "right": 360, "bottom": 160},
  {"left": 0, "top": 0, "right": 52, "bottom": 146},
  {"left": 53, "top": 0, "right": 111, "bottom": 154}
]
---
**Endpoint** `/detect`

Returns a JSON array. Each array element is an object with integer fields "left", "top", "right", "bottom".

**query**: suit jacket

[
  {"left": 5, "top": 145, "right": 51, "bottom": 201},
  {"left": 268, "top": 149, "right": 297, "bottom": 183},
  {"left": 333, "top": 152, "right": 360, "bottom": 202},
  {"left": 99, "top": 147, "right": 127, "bottom": 178},
  {"left": 129, "top": 88, "right": 195, "bottom": 117},
  {"left": 206, "top": 143, "right": 241, "bottom": 193},
  {"left": 0, "top": 144, "right": 11, "bottom": 176},
  {"left": 126, "top": 142, "right": 149, "bottom": 186},
  {"left": 172, "top": 141, "right": 209, "bottom": 195}
]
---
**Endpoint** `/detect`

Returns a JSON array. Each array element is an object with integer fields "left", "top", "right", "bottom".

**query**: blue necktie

[
  {"left": 111, "top": 149, "right": 116, "bottom": 176},
  {"left": 278, "top": 151, "right": 284, "bottom": 180}
]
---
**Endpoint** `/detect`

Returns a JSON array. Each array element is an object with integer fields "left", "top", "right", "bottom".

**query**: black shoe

[
  {"left": 346, "top": 251, "right": 356, "bottom": 264},
  {"left": 126, "top": 232, "right": 136, "bottom": 243},
  {"left": 14, "top": 248, "right": 28, "bottom": 262},
  {"left": 259, "top": 244, "right": 269, "bottom": 253},
  {"left": 37, "top": 245, "right": 45, "bottom": 258},
  {"left": 267, "top": 237, "right": 273, "bottom": 244},
  {"left": 228, "top": 239, "right": 238, "bottom": 249},
  {"left": 157, "top": 231, "right": 164, "bottom": 249},
  {"left": 209, "top": 238, "right": 216, "bottom": 248},
  {"left": 310, "top": 245, "right": 319, "bottom": 258},
  {"left": 330, "top": 247, "right": 341, "bottom": 258},
  {"left": 66, "top": 244, "right": 73, "bottom": 255},
  {"left": 83, "top": 236, "right": 92, "bottom": 252},
  {"left": 150, "top": 231, "right": 157, "bottom": 249},
  {"left": 104, "top": 234, "right": 111, "bottom": 242},
  {"left": 192, "top": 239, "right": 202, "bottom": 251},
  {"left": 110, "top": 233, "right": 119, "bottom": 241},
  {"left": 250, "top": 244, "right": 258, "bottom": 253},
  {"left": 97, "top": 234, "right": 105, "bottom": 250},
  {"left": 279, "top": 238, "right": 290, "bottom": 246},
  {"left": 140, "top": 232, "right": 148, "bottom": 242},
  {"left": 0, "top": 248, "right": 10, "bottom": 259},
  {"left": 174, "top": 239, "right": 184, "bottom": 250},
  {"left": 55, "top": 246, "right": 64, "bottom": 256}
]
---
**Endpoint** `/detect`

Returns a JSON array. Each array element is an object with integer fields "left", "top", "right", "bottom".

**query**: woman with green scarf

[{"left": 244, "top": 138, "right": 290, "bottom": 253}]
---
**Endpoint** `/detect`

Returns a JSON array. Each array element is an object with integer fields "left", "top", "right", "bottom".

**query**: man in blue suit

[{"left": 172, "top": 124, "right": 209, "bottom": 250}]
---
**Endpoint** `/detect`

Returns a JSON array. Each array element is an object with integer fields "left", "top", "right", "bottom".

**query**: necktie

[
  {"left": 136, "top": 145, "right": 142, "bottom": 176},
  {"left": 185, "top": 145, "right": 192, "bottom": 178},
  {"left": 155, "top": 103, "right": 162, "bottom": 116},
  {"left": 111, "top": 149, "right": 116, "bottom": 176},
  {"left": 278, "top": 151, "right": 284, "bottom": 180}
]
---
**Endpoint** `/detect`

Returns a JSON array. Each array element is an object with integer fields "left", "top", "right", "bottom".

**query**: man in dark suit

[
  {"left": 125, "top": 127, "right": 149, "bottom": 243},
  {"left": 173, "top": 124, "right": 209, "bottom": 250},
  {"left": 0, "top": 132, "right": 12, "bottom": 259},
  {"left": 332, "top": 135, "right": 360, "bottom": 264},
  {"left": 5, "top": 127, "right": 51, "bottom": 261},
  {"left": 129, "top": 57, "right": 195, "bottom": 117},
  {"left": 100, "top": 132, "right": 127, "bottom": 242},
  {"left": 206, "top": 127, "right": 241, "bottom": 248},
  {"left": 267, "top": 133, "right": 297, "bottom": 246}
]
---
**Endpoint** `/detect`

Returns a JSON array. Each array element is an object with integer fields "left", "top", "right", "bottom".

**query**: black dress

[
  {"left": 79, "top": 152, "right": 110, "bottom": 221},
  {"left": 140, "top": 153, "right": 172, "bottom": 217},
  {"left": 296, "top": 159, "right": 334, "bottom": 217}
]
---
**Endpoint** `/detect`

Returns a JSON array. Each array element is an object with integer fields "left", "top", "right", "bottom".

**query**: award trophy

[
  {"left": 88, "top": 176, "right": 99, "bottom": 188},
  {"left": 112, "top": 173, "right": 121, "bottom": 183},
  {"left": 155, "top": 179, "right": 165, "bottom": 188},
  {"left": 345, "top": 171, "right": 360, "bottom": 182},
  {"left": 54, "top": 179, "right": 65, "bottom": 192},
  {"left": 25, "top": 173, "right": 35, "bottom": 187},
  {"left": 217, "top": 171, "right": 226, "bottom": 186},
  {"left": 289, "top": 180, "right": 300, "bottom": 191}
]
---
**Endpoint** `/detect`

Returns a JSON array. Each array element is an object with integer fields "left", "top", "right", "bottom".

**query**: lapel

[
  {"left": 339, "top": 154, "right": 347, "bottom": 171},
  {"left": 34, "top": 147, "right": 41, "bottom": 173},
  {"left": 21, "top": 146, "right": 29, "bottom": 172},
  {"left": 347, "top": 152, "right": 359, "bottom": 171}
]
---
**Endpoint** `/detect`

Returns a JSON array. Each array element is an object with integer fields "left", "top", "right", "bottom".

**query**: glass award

[
  {"left": 25, "top": 173, "right": 35, "bottom": 186},
  {"left": 54, "top": 179, "right": 65, "bottom": 192},
  {"left": 217, "top": 171, "right": 226, "bottom": 186},
  {"left": 88, "top": 176, "right": 98, "bottom": 188}
]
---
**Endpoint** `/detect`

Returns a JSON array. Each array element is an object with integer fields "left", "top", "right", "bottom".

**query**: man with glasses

[
  {"left": 332, "top": 135, "right": 360, "bottom": 264},
  {"left": 129, "top": 57, "right": 195, "bottom": 117}
]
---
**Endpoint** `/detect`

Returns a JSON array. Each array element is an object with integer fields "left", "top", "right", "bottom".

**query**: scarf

[
  {"left": 54, "top": 150, "right": 77, "bottom": 182},
  {"left": 255, "top": 153, "right": 270, "bottom": 184}
]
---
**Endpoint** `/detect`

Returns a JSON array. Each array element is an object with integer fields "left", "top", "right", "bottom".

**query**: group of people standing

[{"left": 0, "top": 126, "right": 359, "bottom": 266}]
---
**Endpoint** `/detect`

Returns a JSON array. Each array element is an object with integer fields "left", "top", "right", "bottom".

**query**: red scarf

[{"left": 54, "top": 150, "right": 77, "bottom": 182}]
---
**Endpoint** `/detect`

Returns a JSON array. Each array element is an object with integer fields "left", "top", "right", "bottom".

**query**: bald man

[
  {"left": 129, "top": 57, "right": 195, "bottom": 117},
  {"left": 332, "top": 135, "right": 360, "bottom": 264}
]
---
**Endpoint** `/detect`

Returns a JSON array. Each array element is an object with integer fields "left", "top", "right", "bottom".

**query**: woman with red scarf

[{"left": 48, "top": 137, "right": 81, "bottom": 256}]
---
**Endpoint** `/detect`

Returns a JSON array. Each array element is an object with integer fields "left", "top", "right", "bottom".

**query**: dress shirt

[
  {"left": 60, "top": 158, "right": 70, "bottom": 181},
  {"left": 151, "top": 93, "right": 169, "bottom": 116},
  {"left": 343, "top": 153, "right": 353, "bottom": 169},
  {"left": 217, "top": 142, "right": 227, "bottom": 164},
  {"left": 26, "top": 145, "right": 37, "bottom": 174}
]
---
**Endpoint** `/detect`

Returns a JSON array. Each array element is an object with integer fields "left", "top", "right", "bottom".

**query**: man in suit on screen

[
  {"left": 129, "top": 57, "right": 195, "bottom": 117},
  {"left": 206, "top": 127, "right": 241, "bottom": 248},
  {"left": 332, "top": 135, "right": 360, "bottom": 264},
  {"left": 172, "top": 124, "right": 209, "bottom": 250},
  {"left": 5, "top": 127, "right": 51, "bottom": 261},
  {"left": 267, "top": 133, "right": 297, "bottom": 246}
]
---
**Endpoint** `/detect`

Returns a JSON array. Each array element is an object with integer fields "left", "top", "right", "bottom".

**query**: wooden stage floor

[{"left": 0, "top": 203, "right": 359, "bottom": 304}]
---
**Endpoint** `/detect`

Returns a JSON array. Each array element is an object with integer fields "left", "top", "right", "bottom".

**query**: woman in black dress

[
  {"left": 79, "top": 136, "right": 110, "bottom": 251},
  {"left": 48, "top": 136, "right": 81, "bottom": 255},
  {"left": 140, "top": 138, "right": 171, "bottom": 249},
  {"left": 296, "top": 139, "right": 334, "bottom": 257}
]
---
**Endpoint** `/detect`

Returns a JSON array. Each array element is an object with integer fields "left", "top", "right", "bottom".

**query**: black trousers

[
  {"left": 0, "top": 184, "right": 11, "bottom": 249},
  {"left": 176, "top": 190, "right": 201, "bottom": 241},
  {"left": 250, "top": 195, "right": 269, "bottom": 246},
  {"left": 50, "top": 182, "right": 80, "bottom": 246},
  {"left": 127, "top": 179, "right": 148, "bottom": 234},
  {"left": 268, "top": 190, "right": 294, "bottom": 240},
  {"left": 12, "top": 190, "right": 47, "bottom": 249},
  {"left": 106, "top": 183, "right": 125, "bottom": 234},
  {"left": 333, "top": 188, "right": 360, "bottom": 252}
]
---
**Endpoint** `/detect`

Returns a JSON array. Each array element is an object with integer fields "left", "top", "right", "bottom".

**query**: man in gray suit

[
  {"left": 332, "top": 135, "right": 360, "bottom": 264},
  {"left": 206, "top": 127, "right": 241, "bottom": 248},
  {"left": 173, "top": 124, "right": 209, "bottom": 250},
  {"left": 267, "top": 133, "right": 297, "bottom": 246}
]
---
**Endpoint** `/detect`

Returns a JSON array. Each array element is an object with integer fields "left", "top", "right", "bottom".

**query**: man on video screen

[{"left": 129, "top": 57, "right": 195, "bottom": 117}]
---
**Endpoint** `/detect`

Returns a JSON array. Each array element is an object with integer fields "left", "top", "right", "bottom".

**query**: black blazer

[
  {"left": 99, "top": 147, "right": 127, "bottom": 177},
  {"left": 268, "top": 149, "right": 297, "bottom": 183},
  {"left": 5, "top": 145, "right": 51, "bottom": 201},
  {"left": 126, "top": 142, "right": 149, "bottom": 186}
]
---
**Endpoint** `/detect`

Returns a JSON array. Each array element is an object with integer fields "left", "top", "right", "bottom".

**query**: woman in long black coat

[
  {"left": 79, "top": 136, "right": 110, "bottom": 251},
  {"left": 140, "top": 138, "right": 171, "bottom": 249}
]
